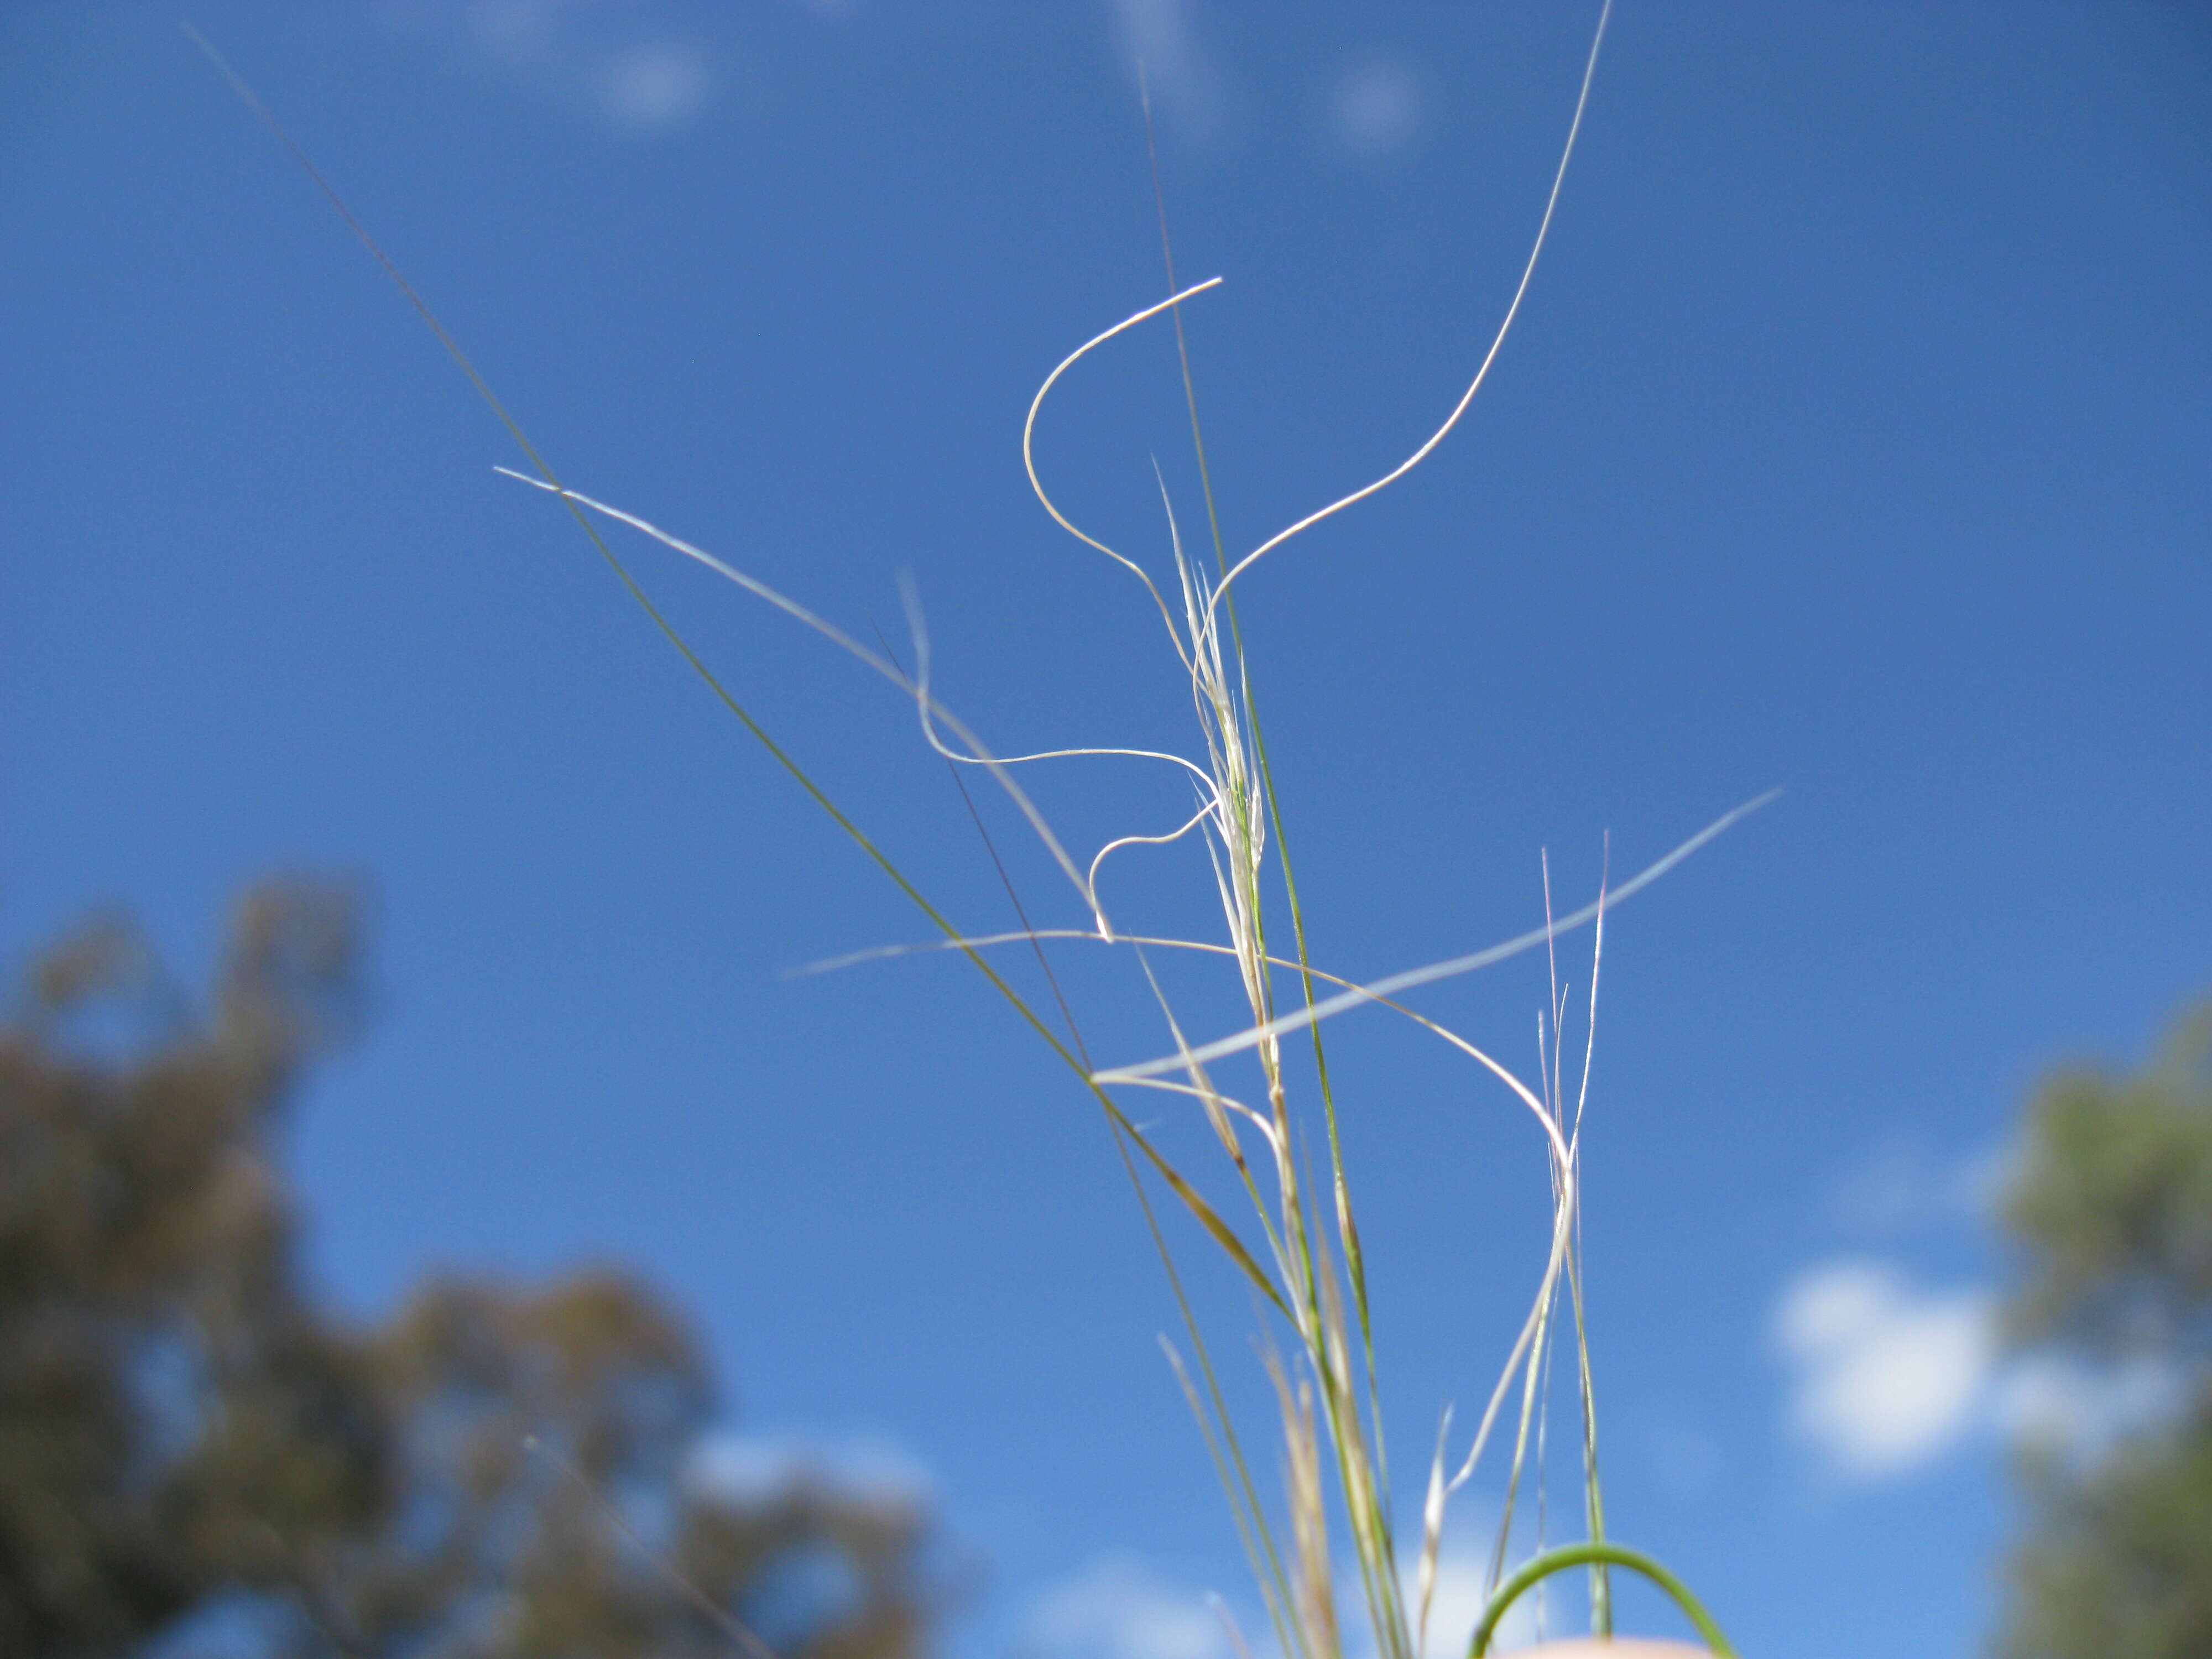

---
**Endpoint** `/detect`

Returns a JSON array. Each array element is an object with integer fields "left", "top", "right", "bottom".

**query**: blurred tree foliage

[
  {"left": 0, "top": 884, "right": 939, "bottom": 1659},
  {"left": 1997, "top": 998, "right": 2212, "bottom": 1659}
]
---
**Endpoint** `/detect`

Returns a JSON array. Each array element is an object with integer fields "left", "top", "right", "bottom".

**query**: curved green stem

[{"left": 1467, "top": 1543, "right": 1731, "bottom": 1657}]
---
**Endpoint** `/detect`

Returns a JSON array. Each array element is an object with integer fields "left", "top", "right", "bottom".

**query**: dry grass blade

[
  {"left": 1264, "top": 1344, "right": 1340, "bottom": 1659},
  {"left": 1416, "top": 1406, "right": 1455, "bottom": 1656},
  {"left": 1092, "top": 791, "right": 1780, "bottom": 1084},
  {"left": 1193, "top": 0, "right": 1618, "bottom": 636}
]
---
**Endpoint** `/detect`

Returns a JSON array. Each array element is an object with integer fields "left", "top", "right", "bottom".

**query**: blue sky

[{"left": 4, "top": 3, "right": 2208, "bottom": 1657}]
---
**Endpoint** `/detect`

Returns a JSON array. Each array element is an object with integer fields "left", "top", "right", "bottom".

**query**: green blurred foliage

[
  {"left": 1997, "top": 998, "right": 2212, "bottom": 1659},
  {"left": 0, "top": 884, "right": 941, "bottom": 1659}
]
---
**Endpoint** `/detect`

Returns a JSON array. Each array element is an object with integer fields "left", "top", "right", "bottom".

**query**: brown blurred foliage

[
  {"left": 1997, "top": 998, "right": 2212, "bottom": 1659},
  {"left": 0, "top": 883, "right": 940, "bottom": 1659}
]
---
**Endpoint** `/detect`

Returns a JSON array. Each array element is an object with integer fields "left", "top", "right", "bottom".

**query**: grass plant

[{"left": 195, "top": 4, "right": 1758, "bottom": 1652}]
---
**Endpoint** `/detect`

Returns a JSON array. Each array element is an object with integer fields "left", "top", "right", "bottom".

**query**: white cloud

[
  {"left": 1773, "top": 1253, "right": 2199, "bottom": 1485},
  {"left": 451, "top": 0, "right": 713, "bottom": 129},
  {"left": 1774, "top": 1260, "right": 1996, "bottom": 1479},
  {"left": 686, "top": 1427, "right": 933, "bottom": 1510},
  {"left": 1028, "top": 1556, "right": 1228, "bottom": 1659},
  {"left": 1331, "top": 60, "right": 1423, "bottom": 159}
]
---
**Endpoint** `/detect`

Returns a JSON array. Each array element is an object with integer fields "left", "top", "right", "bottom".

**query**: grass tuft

[{"left": 199, "top": 0, "right": 1757, "bottom": 1651}]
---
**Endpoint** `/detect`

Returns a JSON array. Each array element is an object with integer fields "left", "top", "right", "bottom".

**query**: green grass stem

[{"left": 1468, "top": 1542, "right": 1735, "bottom": 1657}]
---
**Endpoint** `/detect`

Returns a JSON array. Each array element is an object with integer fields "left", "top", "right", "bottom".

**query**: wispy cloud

[
  {"left": 1826, "top": 1134, "right": 2011, "bottom": 1237},
  {"left": 1027, "top": 1556, "right": 1229, "bottom": 1659},
  {"left": 1028, "top": 1536, "right": 1555, "bottom": 1659},
  {"left": 1108, "top": 0, "right": 1225, "bottom": 135},
  {"left": 597, "top": 41, "right": 712, "bottom": 127},
  {"left": 1392, "top": 1543, "right": 1542, "bottom": 1658},
  {"left": 1773, "top": 1260, "right": 1996, "bottom": 1480},
  {"left": 455, "top": 0, "right": 715, "bottom": 129},
  {"left": 1329, "top": 59, "right": 1425, "bottom": 159},
  {"left": 1994, "top": 1352, "right": 2187, "bottom": 1458},
  {"left": 687, "top": 1426, "right": 933, "bottom": 1509}
]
